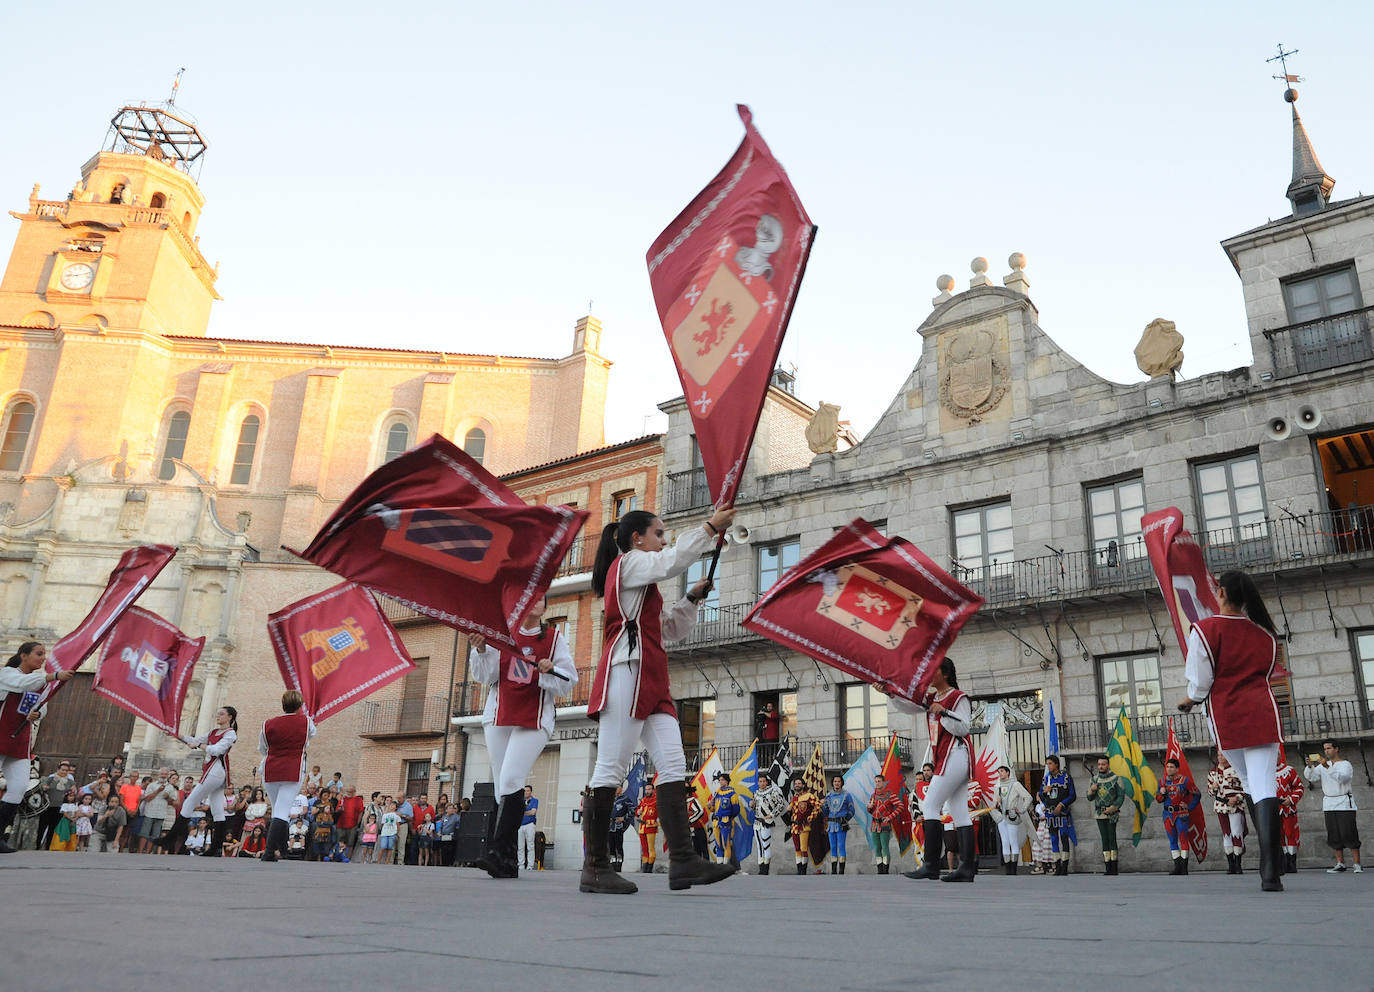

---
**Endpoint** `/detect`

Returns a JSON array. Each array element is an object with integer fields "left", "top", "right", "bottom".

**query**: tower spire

[{"left": 1267, "top": 44, "right": 1334, "bottom": 216}]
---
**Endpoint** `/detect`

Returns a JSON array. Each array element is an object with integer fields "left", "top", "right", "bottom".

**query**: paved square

[{"left": 2, "top": 856, "right": 1368, "bottom": 992}]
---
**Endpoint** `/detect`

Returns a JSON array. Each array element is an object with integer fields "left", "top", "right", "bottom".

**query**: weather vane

[
  {"left": 169, "top": 67, "right": 186, "bottom": 106},
  {"left": 1267, "top": 44, "right": 1303, "bottom": 100}
]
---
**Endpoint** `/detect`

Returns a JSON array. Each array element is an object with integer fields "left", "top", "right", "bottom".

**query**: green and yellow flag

[{"left": 1107, "top": 706, "right": 1158, "bottom": 845}]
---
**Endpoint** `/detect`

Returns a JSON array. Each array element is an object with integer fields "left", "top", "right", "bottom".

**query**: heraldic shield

[{"left": 946, "top": 329, "right": 995, "bottom": 410}]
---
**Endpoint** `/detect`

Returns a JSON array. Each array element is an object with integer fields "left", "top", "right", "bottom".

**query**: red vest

[
  {"left": 262, "top": 710, "right": 310, "bottom": 784},
  {"left": 926, "top": 688, "right": 970, "bottom": 777},
  {"left": 1193, "top": 615, "right": 1281, "bottom": 750},
  {"left": 588, "top": 555, "right": 675, "bottom": 721},
  {"left": 0, "top": 690, "right": 37, "bottom": 759},
  {"left": 200, "top": 727, "right": 232, "bottom": 783},
  {"left": 491, "top": 627, "right": 560, "bottom": 729}
]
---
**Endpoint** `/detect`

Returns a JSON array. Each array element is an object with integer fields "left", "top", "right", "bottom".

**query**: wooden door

[{"left": 32, "top": 673, "right": 135, "bottom": 785}]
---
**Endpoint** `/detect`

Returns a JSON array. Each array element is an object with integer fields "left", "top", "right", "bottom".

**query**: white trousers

[
  {"left": 1222, "top": 743, "right": 1279, "bottom": 803},
  {"left": 589, "top": 664, "right": 686, "bottom": 788},
  {"left": 264, "top": 779, "right": 303, "bottom": 822},
  {"left": 2, "top": 754, "right": 28, "bottom": 803},
  {"left": 756, "top": 823, "right": 774, "bottom": 862},
  {"left": 1220, "top": 810, "right": 1247, "bottom": 852},
  {"left": 179, "top": 766, "right": 227, "bottom": 822},
  {"left": 518, "top": 822, "right": 536, "bottom": 867},
  {"left": 484, "top": 723, "right": 549, "bottom": 798},
  {"left": 997, "top": 818, "right": 1023, "bottom": 860},
  {"left": 922, "top": 769, "right": 972, "bottom": 828}
]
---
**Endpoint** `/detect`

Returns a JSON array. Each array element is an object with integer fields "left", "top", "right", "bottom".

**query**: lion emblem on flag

[{"left": 814, "top": 565, "right": 922, "bottom": 649}]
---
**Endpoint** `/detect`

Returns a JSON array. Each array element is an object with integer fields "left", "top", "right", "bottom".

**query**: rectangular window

[
  {"left": 399, "top": 656, "right": 430, "bottom": 733},
  {"left": 841, "top": 682, "right": 888, "bottom": 755},
  {"left": 1284, "top": 265, "right": 1361, "bottom": 322},
  {"left": 1086, "top": 477, "right": 1148, "bottom": 581},
  {"left": 1354, "top": 629, "right": 1374, "bottom": 718},
  {"left": 1098, "top": 653, "right": 1163, "bottom": 727},
  {"left": 683, "top": 555, "right": 722, "bottom": 614},
  {"left": 951, "top": 500, "right": 1014, "bottom": 597},
  {"left": 677, "top": 698, "right": 716, "bottom": 762},
  {"left": 404, "top": 760, "right": 431, "bottom": 801},
  {"left": 611, "top": 490, "right": 637, "bottom": 521},
  {"left": 756, "top": 538, "right": 801, "bottom": 596},
  {"left": 1280, "top": 265, "right": 1372, "bottom": 373},
  {"left": 1194, "top": 453, "right": 1270, "bottom": 568}
]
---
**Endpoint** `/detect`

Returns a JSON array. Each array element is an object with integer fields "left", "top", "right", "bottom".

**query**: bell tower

[{"left": 0, "top": 103, "right": 220, "bottom": 335}]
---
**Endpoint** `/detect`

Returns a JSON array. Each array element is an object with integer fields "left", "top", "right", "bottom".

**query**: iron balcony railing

[
  {"left": 667, "top": 602, "right": 763, "bottom": 652},
  {"left": 1054, "top": 700, "right": 1371, "bottom": 753},
  {"left": 1263, "top": 305, "right": 1374, "bottom": 378},
  {"left": 453, "top": 666, "right": 597, "bottom": 717},
  {"left": 555, "top": 533, "right": 598, "bottom": 578},
  {"left": 664, "top": 468, "right": 712, "bottom": 515},
  {"left": 360, "top": 694, "right": 450, "bottom": 737}
]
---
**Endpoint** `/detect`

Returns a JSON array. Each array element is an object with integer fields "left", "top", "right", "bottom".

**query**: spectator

[
  {"left": 437, "top": 803, "right": 460, "bottom": 866},
  {"left": 48, "top": 788, "right": 79, "bottom": 851},
  {"left": 38, "top": 760, "right": 77, "bottom": 850},
  {"left": 395, "top": 795, "right": 413, "bottom": 866},
  {"left": 417, "top": 812, "right": 436, "bottom": 866},
  {"left": 238, "top": 824, "right": 267, "bottom": 858},
  {"left": 116, "top": 773, "right": 143, "bottom": 852},
  {"left": 139, "top": 768, "right": 177, "bottom": 854},
  {"left": 359, "top": 815, "right": 378, "bottom": 864},
  {"left": 378, "top": 800, "right": 399, "bottom": 866},
  {"left": 327, "top": 840, "right": 351, "bottom": 862},
  {"left": 287, "top": 815, "right": 308, "bottom": 859},
  {"left": 756, "top": 700, "right": 781, "bottom": 764},
  {"left": 336, "top": 786, "right": 364, "bottom": 858},
  {"left": 311, "top": 805, "right": 336, "bottom": 861},
  {"left": 1304, "top": 740, "right": 1363, "bottom": 873},
  {"left": 221, "top": 830, "right": 241, "bottom": 858},
  {"left": 520, "top": 785, "right": 539, "bottom": 871},
  {"left": 327, "top": 772, "right": 344, "bottom": 794},
  {"left": 73, "top": 792, "right": 95, "bottom": 852},
  {"left": 244, "top": 787, "right": 269, "bottom": 836},
  {"left": 226, "top": 785, "right": 251, "bottom": 840},
  {"left": 185, "top": 821, "right": 206, "bottom": 855},
  {"left": 95, "top": 793, "right": 126, "bottom": 854},
  {"left": 306, "top": 766, "right": 323, "bottom": 790}
]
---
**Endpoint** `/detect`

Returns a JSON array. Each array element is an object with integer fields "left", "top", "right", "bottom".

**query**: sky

[{"left": 2, "top": 2, "right": 1372, "bottom": 445}]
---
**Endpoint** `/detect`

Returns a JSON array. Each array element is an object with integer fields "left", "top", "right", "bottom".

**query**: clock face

[{"left": 60, "top": 262, "right": 96, "bottom": 291}]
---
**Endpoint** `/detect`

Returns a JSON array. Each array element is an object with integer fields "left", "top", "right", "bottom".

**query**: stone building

[
  {"left": 0, "top": 104, "right": 612, "bottom": 788},
  {"left": 651, "top": 87, "right": 1374, "bottom": 873}
]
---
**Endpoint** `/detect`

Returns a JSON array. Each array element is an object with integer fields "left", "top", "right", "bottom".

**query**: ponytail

[
  {"left": 591, "top": 510, "right": 659, "bottom": 597},
  {"left": 6, "top": 641, "right": 41, "bottom": 668},
  {"left": 939, "top": 657, "right": 959, "bottom": 689},
  {"left": 223, "top": 705, "right": 239, "bottom": 732},
  {"left": 1216, "top": 570, "right": 1277, "bottom": 637}
]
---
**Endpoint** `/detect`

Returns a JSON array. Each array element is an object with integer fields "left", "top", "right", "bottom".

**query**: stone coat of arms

[{"left": 940, "top": 327, "right": 1008, "bottom": 423}]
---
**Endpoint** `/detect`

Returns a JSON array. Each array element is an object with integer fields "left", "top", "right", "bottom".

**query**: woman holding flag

[
  {"left": 1177, "top": 569, "right": 1286, "bottom": 892},
  {"left": 175, "top": 705, "right": 238, "bottom": 858},
  {"left": 583, "top": 506, "right": 736, "bottom": 895},
  {"left": 468, "top": 595, "right": 577, "bottom": 879},
  {"left": 0, "top": 642, "right": 73, "bottom": 853}
]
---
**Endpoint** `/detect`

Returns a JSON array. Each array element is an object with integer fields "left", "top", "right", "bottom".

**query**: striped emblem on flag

[
  {"left": 403, "top": 509, "right": 493, "bottom": 562},
  {"left": 379, "top": 508, "right": 513, "bottom": 582}
]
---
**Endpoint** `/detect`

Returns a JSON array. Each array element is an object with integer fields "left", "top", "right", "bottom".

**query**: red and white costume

[
  {"left": 1186, "top": 614, "right": 1281, "bottom": 802},
  {"left": 587, "top": 525, "right": 712, "bottom": 790},
  {"left": 469, "top": 623, "right": 576, "bottom": 797},
  {"left": 1206, "top": 763, "right": 1247, "bottom": 855},
  {"left": 258, "top": 710, "right": 316, "bottom": 822},
  {"left": 178, "top": 727, "right": 237, "bottom": 821},
  {"left": 1276, "top": 761, "right": 1305, "bottom": 854},
  {"left": 893, "top": 688, "right": 973, "bottom": 829},
  {"left": 0, "top": 667, "right": 48, "bottom": 804}
]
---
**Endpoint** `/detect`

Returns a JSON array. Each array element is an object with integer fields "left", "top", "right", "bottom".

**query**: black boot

[
  {"left": 260, "top": 819, "right": 285, "bottom": 862},
  {"left": 1256, "top": 798, "right": 1284, "bottom": 893},
  {"left": 838, "top": 860, "right": 846, "bottom": 874},
  {"left": 903, "top": 822, "right": 943, "bottom": 880},
  {"left": 796, "top": 860, "right": 806, "bottom": 875},
  {"left": 831, "top": 860, "right": 838, "bottom": 874},
  {"left": 1285, "top": 852, "right": 1297, "bottom": 873},
  {"left": 0, "top": 801, "right": 20, "bottom": 854},
  {"left": 579, "top": 786, "right": 636, "bottom": 894},
  {"left": 878, "top": 862, "right": 887, "bottom": 875},
  {"left": 655, "top": 781, "right": 736, "bottom": 891},
  {"left": 1056, "top": 856, "right": 1069, "bottom": 876},
  {"left": 1235, "top": 849, "right": 1244, "bottom": 874},
  {"left": 940, "top": 826, "right": 977, "bottom": 882},
  {"left": 1004, "top": 858, "right": 1016, "bottom": 875},
  {"left": 1225, "top": 852, "right": 1236, "bottom": 874},
  {"left": 162, "top": 813, "right": 190, "bottom": 855},
  {"left": 1179, "top": 856, "right": 1189, "bottom": 875},
  {"left": 480, "top": 790, "right": 524, "bottom": 879},
  {"left": 1107, "top": 858, "right": 1119, "bottom": 876},
  {"left": 1170, "top": 855, "right": 1181, "bottom": 875},
  {"left": 204, "top": 820, "right": 229, "bottom": 858},
  {"left": 758, "top": 861, "right": 769, "bottom": 875}
]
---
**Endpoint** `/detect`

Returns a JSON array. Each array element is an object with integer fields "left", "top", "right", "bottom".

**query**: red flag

[
  {"left": 92, "top": 607, "right": 202, "bottom": 736},
  {"left": 291, "top": 435, "right": 588, "bottom": 647},
  {"left": 268, "top": 582, "right": 416, "bottom": 723},
  {"left": 742, "top": 519, "right": 983, "bottom": 704},
  {"left": 1141, "top": 507, "right": 1219, "bottom": 654},
  {"left": 647, "top": 105, "right": 816, "bottom": 508},
  {"left": 1166, "top": 717, "right": 1209, "bottom": 863},
  {"left": 28, "top": 544, "right": 177, "bottom": 714},
  {"left": 880, "top": 735, "right": 914, "bottom": 855}
]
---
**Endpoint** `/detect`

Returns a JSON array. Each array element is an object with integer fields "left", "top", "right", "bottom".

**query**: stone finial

[
  {"left": 1134, "top": 318, "right": 1184, "bottom": 379},
  {"left": 1003, "top": 252, "right": 1030, "bottom": 294},
  {"left": 932, "top": 273, "right": 954, "bottom": 306},
  {"left": 805, "top": 401, "right": 843, "bottom": 454},
  {"left": 969, "top": 257, "right": 991, "bottom": 288}
]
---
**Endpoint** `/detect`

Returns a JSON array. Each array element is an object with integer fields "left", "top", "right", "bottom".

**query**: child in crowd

[
  {"left": 417, "top": 812, "right": 435, "bottom": 866},
  {"left": 185, "top": 821, "right": 206, "bottom": 855},
  {"left": 327, "top": 840, "right": 351, "bottom": 862},
  {"left": 378, "top": 800, "right": 399, "bottom": 866},
  {"left": 359, "top": 814, "right": 378, "bottom": 864},
  {"left": 287, "top": 815, "right": 307, "bottom": 859},
  {"left": 74, "top": 794, "right": 94, "bottom": 852}
]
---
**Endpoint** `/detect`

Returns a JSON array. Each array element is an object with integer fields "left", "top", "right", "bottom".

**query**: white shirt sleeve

[
  {"left": 659, "top": 596, "right": 701, "bottom": 644},
  {"left": 0, "top": 668, "right": 48, "bottom": 694},
  {"left": 888, "top": 696, "right": 920, "bottom": 716},
  {"left": 181, "top": 732, "right": 206, "bottom": 748},
  {"left": 616, "top": 525, "right": 715, "bottom": 589},
  {"left": 204, "top": 729, "right": 236, "bottom": 757},
  {"left": 1332, "top": 760, "right": 1353, "bottom": 789},
  {"left": 468, "top": 645, "right": 500, "bottom": 685},
  {"left": 939, "top": 694, "right": 972, "bottom": 737},
  {"left": 539, "top": 632, "right": 577, "bottom": 698},
  {"left": 258, "top": 726, "right": 269, "bottom": 757},
  {"left": 1184, "top": 627, "right": 1214, "bottom": 701}
]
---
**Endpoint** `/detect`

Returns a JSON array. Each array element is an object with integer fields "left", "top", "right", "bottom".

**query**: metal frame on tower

[{"left": 102, "top": 97, "right": 208, "bottom": 180}]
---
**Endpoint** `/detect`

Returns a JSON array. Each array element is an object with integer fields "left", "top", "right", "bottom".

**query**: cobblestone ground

[{"left": 2, "top": 855, "right": 1369, "bottom": 992}]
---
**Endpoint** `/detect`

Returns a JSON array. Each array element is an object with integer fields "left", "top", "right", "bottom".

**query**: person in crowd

[
  {"left": 1155, "top": 758, "right": 1201, "bottom": 875},
  {"left": 519, "top": 785, "right": 543, "bottom": 872},
  {"left": 635, "top": 780, "right": 659, "bottom": 873},
  {"left": 753, "top": 771, "right": 786, "bottom": 876},
  {"left": 1304, "top": 740, "right": 1362, "bottom": 873},
  {"left": 327, "top": 772, "right": 344, "bottom": 795},
  {"left": 95, "top": 791, "right": 126, "bottom": 854},
  {"left": 175, "top": 705, "right": 238, "bottom": 858},
  {"left": 327, "top": 839, "right": 351, "bottom": 862},
  {"left": 991, "top": 764, "right": 1031, "bottom": 875},
  {"left": 394, "top": 795, "right": 413, "bottom": 866},
  {"left": 821, "top": 774, "right": 855, "bottom": 875},
  {"left": 377, "top": 800, "right": 399, "bottom": 865},
  {"left": 686, "top": 778, "right": 711, "bottom": 860},
  {"left": 306, "top": 765, "right": 323, "bottom": 790},
  {"left": 258, "top": 689, "right": 315, "bottom": 863},
  {"left": 582, "top": 506, "right": 735, "bottom": 894},
  {"left": 1088, "top": 755, "right": 1125, "bottom": 876},
  {"left": 610, "top": 784, "right": 634, "bottom": 874},
  {"left": 359, "top": 814, "right": 379, "bottom": 864},
  {"left": 890, "top": 660, "right": 976, "bottom": 882},
  {"left": 1206, "top": 753, "right": 1248, "bottom": 874},
  {"left": 74, "top": 791, "right": 95, "bottom": 852},
  {"left": 437, "top": 802, "right": 461, "bottom": 867},
  {"left": 117, "top": 773, "right": 144, "bottom": 853},
  {"left": 49, "top": 788, "right": 79, "bottom": 851},
  {"left": 238, "top": 823, "right": 267, "bottom": 858},
  {"left": 287, "top": 815, "right": 308, "bottom": 859},
  {"left": 1276, "top": 754, "right": 1305, "bottom": 873},
  {"left": 910, "top": 762, "right": 934, "bottom": 854},
  {"left": 711, "top": 771, "right": 742, "bottom": 868},
  {"left": 756, "top": 701, "right": 781, "bottom": 765},
  {"left": 225, "top": 784, "right": 251, "bottom": 841},
  {"left": 1029, "top": 801, "right": 1052, "bottom": 874},
  {"left": 416, "top": 812, "right": 436, "bottom": 866},
  {"left": 40, "top": 760, "right": 80, "bottom": 851},
  {"left": 1179, "top": 570, "right": 1288, "bottom": 892},
  {"left": 221, "top": 830, "right": 241, "bottom": 858},
  {"left": 336, "top": 786, "right": 364, "bottom": 860},
  {"left": 789, "top": 777, "right": 819, "bottom": 875},
  {"left": 1038, "top": 755, "right": 1077, "bottom": 876},
  {"left": 184, "top": 821, "right": 206, "bottom": 855},
  {"left": 243, "top": 787, "right": 269, "bottom": 836},
  {"left": 0, "top": 641, "right": 73, "bottom": 853},
  {"left": 139, "top": 768, "right": 177, "bottom": 854},
  {"left": 311, "top": 804, "right": 335, "bottom": 861}
]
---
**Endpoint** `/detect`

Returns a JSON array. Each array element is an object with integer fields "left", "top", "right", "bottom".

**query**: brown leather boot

[
  {"left": 579, "top": 786, "right": 637, "bottom": 894},
  {"left": 656, "top": 780, "right": 737, "bottom": 891}
]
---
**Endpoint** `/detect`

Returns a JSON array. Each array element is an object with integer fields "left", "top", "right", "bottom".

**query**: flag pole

[{"left": 704, "top": 534, "right": 725, "bottom": 583}]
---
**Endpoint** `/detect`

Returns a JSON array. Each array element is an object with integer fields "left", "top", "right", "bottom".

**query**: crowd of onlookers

[{"left": 0, "top": 757, "right": 474, "bottom": 866}]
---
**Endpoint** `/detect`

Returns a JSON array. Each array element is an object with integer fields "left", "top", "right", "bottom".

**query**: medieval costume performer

[
  {"left": 583, "top": 507, "right": 736, "bottom": 894},
  {"left": 990, "top": 764, "right": 1031, "bottom": 874},
  {"left": 1155, "top": 758, "right": 1201, "bottom": 875},
  {"left": 1180, "top": 570, "right": 1286, "bottom": 892},
  {"left": 894, "top": 659, "right": 977, "bottom": 882},
  {"left": 176, "top": 705, "right": 238, "bottom": 858},
  {"left": 634, "top": 780, "right": 659, "bottom": 873},
  {"left": 609, "top": 785, "right": 634, "bottom": 874},
  {"left": 1038, "top": 755, "right": 1077, "bottom": 875},
  {"left": 752, "top": 771, "right": 786, "bottom": 875},
  {"left": 822, "top": 774, "right": 856, "bottom": 874},
  {"left": 1206, "top": 755, "right": 1248, "bottom": 874},
  {"left": 0, "top": 642, "right": 72, "bottom": 853},
  {"left": 1088, "top": 756, "right": 1126, "bottom": 875},
  {"left": 789, "top": 777, "right": 819, "bottom": 875},
  {"left": 867, "top": 772, "right": 904, "bottom": 875},
  {"left": 468, "top": 596, "right": 576, "bottom": 879},
  {"left": 710, "top": 771, "right": 740, "bottom": 866},
  {"left": 1276, "top": 756, "right": 1305, "bottom": 873},
  {"left": 257, "top": 689, "right": 316, "bottom": 862}
]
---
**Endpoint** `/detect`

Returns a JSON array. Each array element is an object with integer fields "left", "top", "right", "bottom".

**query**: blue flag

[
  {"left": 624, "top": 754, "right": 648, "bottom": 809},
  {"left": 1047, "top": 699, "right": 1059, "bottom": 757},
  {"left": 840, "top": 746, "right": 882, "bottom": 853},
  {"left": 728, "top": 741, "right": 759, "bottom": 858}
]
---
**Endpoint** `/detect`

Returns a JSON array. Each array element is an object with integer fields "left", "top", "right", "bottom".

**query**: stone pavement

[{"left": 2, "top": 855, "right": 1369, "bottom": 992}]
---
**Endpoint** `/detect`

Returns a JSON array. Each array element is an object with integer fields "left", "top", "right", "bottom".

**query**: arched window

[
  {"left": 158, "top": 410, "right": 192, "bottom": 480},
  {"left": 229, "top": 414, "right": 260, "bottom": 485},
  {"left": 110, "top": 184, "right": 127, "bottom": 204},
  {"left": 149, "top": 192, "right": 165, "bottom": 209},
  {"left": 0, "top": 400, "right": 36, "bottom": 472},
  {"left": 463, "top": 428, "right": 486, "bottom": 465},
  {"left": 384, "top": 421, "right": 410, "bottom": 463}
]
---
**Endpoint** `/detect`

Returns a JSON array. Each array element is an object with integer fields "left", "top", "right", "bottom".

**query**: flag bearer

[
  {"left": 822, "top": 774, "right": 855, "bottom": 874},
  {"left": 789, "top": 778, "right": 819, "bottom": 875},
  {"left": 1089, "top": 755, "right": 1125, "bottom": 875},
  {"left": 1155, "top": 758, "right": 1200, "bottom": 875},
  {"left": 1038, "top": 755, "right": 1077, "bottom": 875}
]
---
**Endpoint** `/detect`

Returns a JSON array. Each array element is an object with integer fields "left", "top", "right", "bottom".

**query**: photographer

[{"left": 1304, "top": 741, "right": 1362, "bottom": 873}]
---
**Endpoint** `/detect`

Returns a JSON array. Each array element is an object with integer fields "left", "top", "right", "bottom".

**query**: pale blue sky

[{"left": 3, "top": 3, "right": 1371, "bottom": 445}]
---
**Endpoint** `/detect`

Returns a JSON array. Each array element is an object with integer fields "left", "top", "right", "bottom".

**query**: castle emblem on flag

[
  {"left": 121, "top": 642, "right": 173, "bottom": 697},
  {"left": 814, "top": 565, "right": 923, "bottom": 649},
  {"left": 301, "top": 617, "right": 369, "bottom": 679},
  {"left": 374, "top": 506, "right": 513, "bottom": 582}
]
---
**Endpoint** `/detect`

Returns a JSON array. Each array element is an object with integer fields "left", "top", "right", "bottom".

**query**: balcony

[
  {"left": 667, "top": 603, "right": 763, "bottom": 652},
  {"left": 452, "top": 666, "right": 597, "bottom": 718},
  {"left": 1264, "top": 306, "right": 1374, "bottom": 378},
  {"left": 1055, "top": 700, "right": 1371, "bottom": 754},
  {"left": 555, "top": 533, "right": 598, "bottom": 578},
  {"left": 360, "top": 694, "right": 450, "bottom": 738},
  {"left": 664, "top": 468, "right": 712, "bottom": 515}
]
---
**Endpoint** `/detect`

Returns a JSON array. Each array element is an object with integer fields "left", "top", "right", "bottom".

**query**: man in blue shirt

[
  {"left": 823, "top": 775, "right": 856, "bottom": 874},
  {"left": 520, "top": 786, "right": 539, "bottom": 869}
]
